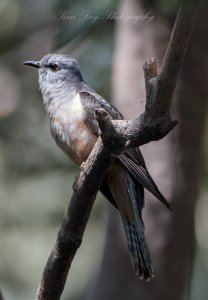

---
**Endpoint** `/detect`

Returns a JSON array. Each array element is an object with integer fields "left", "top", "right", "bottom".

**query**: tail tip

[
  {"left": 146, "top": 273, "right": 155, "bottom": 282},
  {"left": 136, "top": 269, "right": 154, "bottom": 281},
  {"left": 166, "top": 202, "right": 174, "bottom": 215}
]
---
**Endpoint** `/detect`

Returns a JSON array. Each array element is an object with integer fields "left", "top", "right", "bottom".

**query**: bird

[{"left": 23, "top": 53, "right": 173, "bottom": 280}]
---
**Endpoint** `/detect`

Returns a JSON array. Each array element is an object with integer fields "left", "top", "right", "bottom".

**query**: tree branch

[
  {"left": 35, "top": 3, "right": 198, "bottom": 300},
  {"left": 159, "top": 1, "right": 199, "bottom": 115},
  {"left": 35, "top": 115, "right": 114, "bottom": 300}
]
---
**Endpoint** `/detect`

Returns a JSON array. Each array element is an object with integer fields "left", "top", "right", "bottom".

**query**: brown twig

[
  {"left": 35, "top": 4, "right": 198, "bottom": 300},
  {"left": 158, "top": 1, "right": 198, "bottom": 115}
]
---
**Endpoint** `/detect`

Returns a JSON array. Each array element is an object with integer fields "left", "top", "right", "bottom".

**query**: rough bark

[
  {"left": 35, "top": 2, "right": 198, "bottom": 300},
  {"left": 85, "top": 1, "right": 207, "bottom": 300}
]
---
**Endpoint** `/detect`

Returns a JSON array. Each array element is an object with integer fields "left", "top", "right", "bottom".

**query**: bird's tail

[
  {"left": 122, "top": 220, "right": 153, "bottom": 280},
  {"left": 122, "top": 176, "right": 154, "bottom": 280},
  {"left": 106, "top": 162, "right": 154, "bottom": 279}
]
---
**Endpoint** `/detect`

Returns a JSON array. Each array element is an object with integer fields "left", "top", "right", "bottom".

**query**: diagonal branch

[
  {"left": 35, "top": 3, "right": 198, "bottom": 300},
  {"left": 158, "top": 1, "right": 199, "bottom": 115},
  {"left": 35, "top": 112, "right": 115, "bottom": 300}
]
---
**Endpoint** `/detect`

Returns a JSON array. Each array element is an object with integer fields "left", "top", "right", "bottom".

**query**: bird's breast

[{"left": 49, "top": 93, "right": 97, "bottom": 165}]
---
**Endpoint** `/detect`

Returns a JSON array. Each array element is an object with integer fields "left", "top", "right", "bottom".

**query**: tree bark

[{"left": 85, "top": 1, "right": 207, "bottom": 300}]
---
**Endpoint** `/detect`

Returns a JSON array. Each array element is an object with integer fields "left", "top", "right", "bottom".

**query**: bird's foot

[
  {"left": 73, "top": 174, "right": 79, "bottom": 192},
  {"left": 80, "top": 161, "right": 86, "bottom": 170}
]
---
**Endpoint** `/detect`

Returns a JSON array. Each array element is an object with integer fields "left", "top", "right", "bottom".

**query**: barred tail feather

[
  {"left": 123, "top": 220, "right": 154, "bottom": 280},
  {"left": 105, "top": 162, "right": 154, "bottom": 279},
  {"left": 123, "top": 176, "right": 154, "bottom": 280}
]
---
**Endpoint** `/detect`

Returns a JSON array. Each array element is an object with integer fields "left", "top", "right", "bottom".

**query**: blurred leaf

[
  {"left": 0, "top": 0, "right": 20, "bottom": 35},
  {"left": 54, "top": 0, "right": 119, "bottom": 49},
  {"left": 157, "top": 0, "right": 201, "bottom": 13}
]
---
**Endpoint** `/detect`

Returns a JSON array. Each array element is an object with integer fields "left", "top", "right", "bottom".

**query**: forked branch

[{"left": 35, "top": 3, "right": 198, "bottom": 300}]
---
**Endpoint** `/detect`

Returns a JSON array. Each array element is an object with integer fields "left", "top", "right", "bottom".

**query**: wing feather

[
  {"left": 79, "top": 86, "right": 173, "bottom": 213},
  {"left": 118, "top": 154, "right": 173, "bottom": 213}
]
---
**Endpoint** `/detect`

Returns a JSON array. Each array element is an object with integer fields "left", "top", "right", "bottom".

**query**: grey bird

[{"left": 23, "top": 53, "right": 173, "bottom": 280}]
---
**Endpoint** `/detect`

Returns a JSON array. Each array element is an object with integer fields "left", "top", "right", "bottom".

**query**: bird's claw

[
  {"left": 80, "top": 161, "right": 86, "bottom": 170},
  {"left": 73, "top": 174, "right": 79, "bottom": 191}
]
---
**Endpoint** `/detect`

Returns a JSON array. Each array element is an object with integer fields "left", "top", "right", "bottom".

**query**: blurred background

[{"left": 0, "top": 0, "right": 208, "bottom": 299}]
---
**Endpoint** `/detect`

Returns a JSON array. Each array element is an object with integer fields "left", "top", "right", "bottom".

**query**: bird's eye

[{"left": 48, "top": 63, "right": 60, "bottom": 71}]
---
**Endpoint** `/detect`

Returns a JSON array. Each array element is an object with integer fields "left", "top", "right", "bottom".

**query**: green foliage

[
  {"left": 152, "top": 0, "right": 199, "bottom": 14},
  {"left": 54, "top": 0, "right": 119, "bottom": 49},
  {"left": 158, "top": 0, "right": 180, "bottom": 11}
]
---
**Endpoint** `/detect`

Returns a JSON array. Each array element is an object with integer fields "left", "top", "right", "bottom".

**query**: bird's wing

[
  {"left": 79, "top": 85, "right": 123, "bottom": 136},
  {"left": 79, "top": 88, "right": 122, "bottom": 209},
  {"left": 118, "top": 151, "right": 173, "bottom": 213},
  {"left": 79, "top": 88, "right": 172, "bottom": 212}
]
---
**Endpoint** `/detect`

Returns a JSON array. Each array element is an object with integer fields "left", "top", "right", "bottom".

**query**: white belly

[{"left": 50, "top": 93, "right": 97, "bottom": 165}]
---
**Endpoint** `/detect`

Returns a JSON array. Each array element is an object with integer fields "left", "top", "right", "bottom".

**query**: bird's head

[{"left": 23, "top": 53, "right": 83, "bottom": 93}]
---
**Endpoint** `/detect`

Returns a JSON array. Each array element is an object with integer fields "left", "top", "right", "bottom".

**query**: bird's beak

[{"left": 23, "top": 60, "right": 40, "bottom": 68}]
